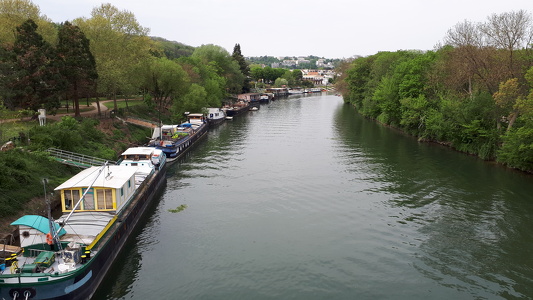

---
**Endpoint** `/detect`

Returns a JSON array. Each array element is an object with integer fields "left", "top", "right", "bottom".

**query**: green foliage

[
  {"left": 373, "top": 75, "right": 400, "bottom": 125},
  {"left": 177, "top": 56, "right": 226, "bottom": 108},
  {"left": 9, "top": 19, "right": 62, "bottom": 110},
  {"left": 0, "top": 149, "right": 77, "bottom": 218},
  {"left": 399, "top": 95, "right": 429, "bottom": 135},
  {"left": 232, "top": 43, "right": 250, "bottom": 93},
  {"left": 192, "top": 44, "right": 244, "bottom": 94},
  {"left": 151, "top": 37, "right": 194, "bottom": 59},
  {"left": 56, "top": 21, "right": 97, "bottom": 117},
  {"left": 168, "top": 204, "right": 188, "bottom": 213},
  {"left": 497, "top": 121, "right": 533, "bottom": 170},
  {"left": 274, "top": 78, "right": 288, "bottom": 87},
  {"left": 173, "top": 83, "right": 208, "bottom": 118},
  {"left": 28, "top": 116, "right": 116, "bottom": 158},
  {"left": 341, "top": 47, "right": 525, "bottom": 168}
]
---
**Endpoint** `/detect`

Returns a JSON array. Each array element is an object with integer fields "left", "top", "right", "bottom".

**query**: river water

[{"left": 94, "top": 94, "right": 533, "bottom": 299}]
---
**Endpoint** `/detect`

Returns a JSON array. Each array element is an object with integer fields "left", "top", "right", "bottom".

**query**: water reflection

[
  {"left": 91, "top": 199, "right": 163, "bottom": 299},
  {"left": 333, "top": 103, "right": 533, "bottom": 298}
]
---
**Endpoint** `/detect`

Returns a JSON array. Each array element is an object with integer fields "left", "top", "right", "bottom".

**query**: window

[
  {"left": 97, "top": 189, "right": 105, "bottom": 209},
  {"left": 82, "top": 188, "right": 95, "bottom": 210},
  {"left": 96, "top": 188, "right": 114, "bottom": 210},
  {"left": 120, "top": 188, "right": 124, "bottom": 197},
  {"left": 63, "top": 189, "right": 81, "bottom": 211},
  {"left": 105, "top": 189, "right": 113, "bottom": 209}
]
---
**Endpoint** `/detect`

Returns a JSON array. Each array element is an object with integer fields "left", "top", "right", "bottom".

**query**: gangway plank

[{"left": 46, "top": 148, "right": 115, "bottom": 168}]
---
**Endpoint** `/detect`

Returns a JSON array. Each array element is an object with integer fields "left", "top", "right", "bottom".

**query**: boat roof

[
  {"left": 188, "top": 113, "right": 203, "bottom": 117},
  {"left": 161, "top": 124, "right": 179, "bottom": 130},
  {"left": 54, "top": 165, "right": 136, "bottom": 190},
  {"left": 121, "top": 147, "right": 160, "bottom": 156},
  {"left": 11, "top": 215, "right": 67, "bottom": 236}
]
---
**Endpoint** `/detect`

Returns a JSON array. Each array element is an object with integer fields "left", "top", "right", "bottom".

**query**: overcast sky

[{"left": 36, "top": 0, "right": 531, "bottom": 59}]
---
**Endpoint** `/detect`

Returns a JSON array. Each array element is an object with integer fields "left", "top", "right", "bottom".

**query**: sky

[{"left": 35, "top": 0, "right": 532, "bottom": 59}]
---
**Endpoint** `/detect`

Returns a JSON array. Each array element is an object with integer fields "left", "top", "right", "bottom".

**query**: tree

[
  {"left": 250, "top": 66, "right": 265, "bottom": 82},
  {"left": 178, "top": 56, "right": 227, "bottom": 108},
  {"left": 493, "top": 78, "right": 523, "bottom": 131},
  {"left": 232, "top": 43, "right": 250, "bottom": 92},
  {"left": 481, "top": 10, "right": 532, "bottom": 77},
  {"left": 56, "top": 22, "right": 97, "bottom": 117},
  {"left": 443, "top": 20, "right": 500, "bottom": 95},
  {"left": 274, "top": 78, "right": 288, "bottom": 87},
  {"left": 75, "top": 3, "right": 153, "bottom": 111},
  {"left": 136, "top": 57, "right": 189, "bottom": 121},
  {"left": 0, "top": 44, "right": 16, "bottom": 105},
  {"left": 173, "top": 83, "right": 208, "bottom": 118},
  {"left": 0, "top": 0, "right": 57, "bottom": 45},
  {"left": 10, "top": 19, "right": 62, "bottom": 110},
  {"left": 192, "top": 44, "right": 244, "bottom": 94}
]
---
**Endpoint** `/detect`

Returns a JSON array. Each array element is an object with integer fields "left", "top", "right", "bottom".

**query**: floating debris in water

[{"left": 168, "top": 204, "right": 188, "bottom": 213}]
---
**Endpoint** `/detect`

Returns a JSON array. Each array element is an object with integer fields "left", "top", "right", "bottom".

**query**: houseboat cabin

[{"left": 55, "top": 166, "right": 137, "bottom": 213}]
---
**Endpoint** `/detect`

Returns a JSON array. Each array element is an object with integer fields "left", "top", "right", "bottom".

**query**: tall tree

[
  {"left": 232, "top": 43, "right": 250, "bottom": 92},
  {"left": 481, "top": 10, "right": 532, "bottom": 77},
  {"left": 10, "top": 19, "right": 62, "bottom": 110},
  {"left": 136, "top": 57, "right": 189, "bottom": 121},
  {"left": 57, "top": 21, "right": 98, "bottom": 117},
  {"left": 75, "top": 3, "right": 153, "bottom": 111}
]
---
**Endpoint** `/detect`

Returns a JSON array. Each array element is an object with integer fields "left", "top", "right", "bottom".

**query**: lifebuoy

[{"left": 46, "top": 233, "right": 53, "bottom": 245}]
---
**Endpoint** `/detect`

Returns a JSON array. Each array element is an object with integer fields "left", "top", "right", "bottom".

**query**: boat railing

[{"left": 47, "top": 148, "right": 116, "bottom": 168}]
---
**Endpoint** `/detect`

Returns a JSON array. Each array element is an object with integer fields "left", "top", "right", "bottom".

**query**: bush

[{"left": 497, "top": 124, "right": 533, "bottom": 172}]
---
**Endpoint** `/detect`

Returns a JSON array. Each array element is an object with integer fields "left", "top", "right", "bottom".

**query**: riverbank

[{"left": 0, "top": 111, "right": 154, "bottom": 238}]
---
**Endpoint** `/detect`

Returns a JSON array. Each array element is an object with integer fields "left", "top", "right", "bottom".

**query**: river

[{"left": 93, "top": 93, "right": 533, "bottom": 299}]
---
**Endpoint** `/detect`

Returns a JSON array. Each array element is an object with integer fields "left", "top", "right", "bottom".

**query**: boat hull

[
  {"left": 0, "top": 167, "right": 167, "bottom": 300},
  {"left": 154, "top": 122, "right": 208, "bottom": 160},
  {"left": 207, "top": 117, "right": 225, "bottom": 126},
  {"left": 225, "top": 106, "right": 248, "bottom": 117}
]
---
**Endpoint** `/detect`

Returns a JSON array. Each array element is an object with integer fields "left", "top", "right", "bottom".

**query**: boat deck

[{"left": 0, "top": 212, "right": 115, "bottom": 279}]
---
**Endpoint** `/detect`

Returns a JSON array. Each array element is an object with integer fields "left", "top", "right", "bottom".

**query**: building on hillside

[{"left": 302, "top": 70, "right": 324, "bottom": 86}]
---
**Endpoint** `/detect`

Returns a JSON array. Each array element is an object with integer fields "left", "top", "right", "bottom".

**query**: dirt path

[{"left": 1, "top": 99, "right": 120, "bottom": 123}]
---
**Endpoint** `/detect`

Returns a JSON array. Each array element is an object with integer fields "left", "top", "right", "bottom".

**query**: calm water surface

[{"left": 94, "top": 94, "right": 533, "bottom": 299}]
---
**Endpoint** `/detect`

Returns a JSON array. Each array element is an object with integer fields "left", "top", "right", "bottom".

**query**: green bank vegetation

[
  {"left": 337, "top": 10, "right": 533, "bottom": 173},
  {"left": 0, "top": 116, "right": 151, "bottom": 226}
]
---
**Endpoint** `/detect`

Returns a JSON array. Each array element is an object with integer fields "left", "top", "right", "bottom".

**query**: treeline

[
  {"left": 0, "top": 0, "right": 249, "bottom": 122},
  {"left": 337, "top": 10, "right": 533, "bottom": 173}
]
